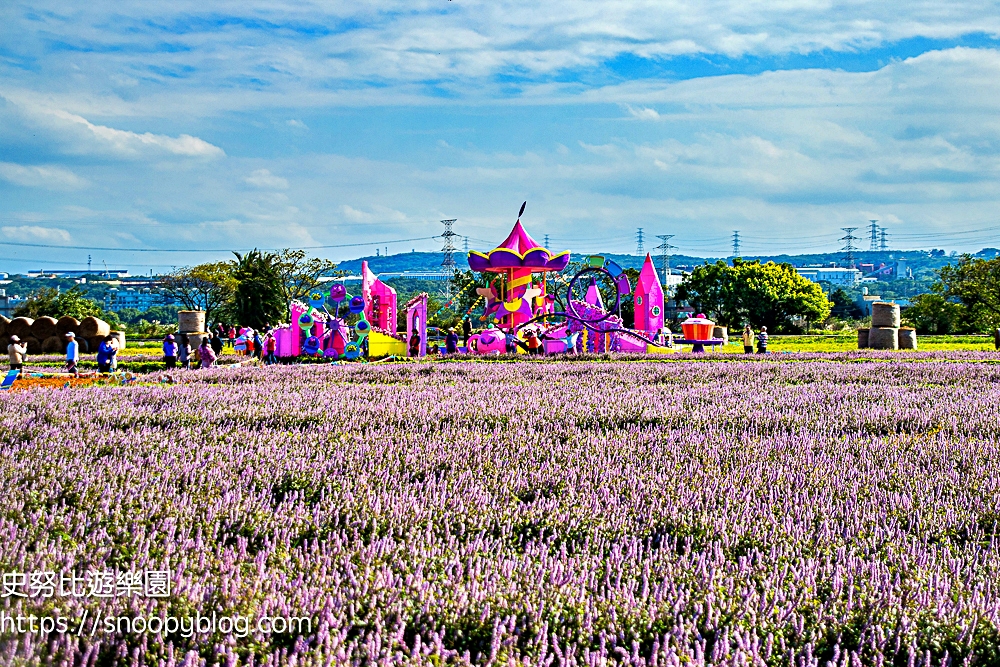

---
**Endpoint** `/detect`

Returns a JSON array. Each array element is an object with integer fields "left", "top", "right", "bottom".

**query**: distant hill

[{"left": 336, "top": 248, "right": 967, "bottom": 281}]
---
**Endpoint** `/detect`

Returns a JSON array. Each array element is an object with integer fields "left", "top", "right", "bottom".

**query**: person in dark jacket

[
  {"left": 211, "top": 332, "right": 224, "bottom": 357},
  {"left": 757, "top": 326, "right": 769, "bottom": 354},
  {"left": 445, "top": 328, "right": 459, "bottom": 354}
]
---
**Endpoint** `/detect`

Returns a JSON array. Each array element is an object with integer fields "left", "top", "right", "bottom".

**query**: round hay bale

[
  {"left": 78, "top": 316, "right": 110, "bottom": 338},
  {"left": 899, "top": 328, "right": 918, "bottom": 350},
  {"left": 871, "top": 302, "right": 901, "bottom": 328},
  {"left": 8, "top": 317, "right": 34, "bottom": 339},
  {"left": 31, "top": 316, "right": 58, "bottom": 340},
  {"left": 41, "top": 335, "right": 64, "bottom": 353},
  {"left": 56, "top": 316, "right": 80, "bottom": 335},
  {"left": 0, "top": 315, "right": 8, "bottom": 336},
  {"left": 178, "top": 311, "right": 206, "bottom": 333},
  {"left": 25, "top": 337, "right": 42, "bottom": 355},
  {"left": 77, "top": 338, "right": 89, "bottom": 354},
  {"left": 109, "top": 330, "right": 126, "bottom": 350},
  {"left": 0, "top": 335, "right": 9, "bottom": 351},
  {"left": 712, "top": 326, "right": 728, "bottom": 344},
  {"left": 868, "top": 326, "right": 899, "bottom": 350},
  {"left": 857, "top": 328, "right": 870, "bottom": 349},
  {"left": 88, "top": 336, "right": 107, "bottom": 353}
]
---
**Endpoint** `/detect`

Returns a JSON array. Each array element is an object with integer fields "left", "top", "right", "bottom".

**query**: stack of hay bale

[
  {"left": 0, "top": 315, "right": 126, "bottom": 354},
  {"left": 858, "top": 302, "right": 917, "bottom": 350},
  {"left": 178, "top": 310, "right": 209, "bottom": 349},
  {"left": 712, "top": 326, "right": 729, "bottom": 346}
]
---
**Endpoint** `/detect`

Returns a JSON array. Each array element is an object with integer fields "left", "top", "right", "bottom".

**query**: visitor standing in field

[
  {"left": 7, "top": 335, "right": 26, "bottom": 375},
  {"left": 211, "top": 331, "right": 223, "bottom": 358},
  {"left": 265, "top": 333, "right": 277, "bottom": 365},
  {"left": 742, "top": 325, "right": 755, "bottom": 354},
  {"left": 445, "top": 328, "right": 459, "bottom": 354},
  {"left": 252, "top": 331, "right": 263, "bottom": 360},
  {"left": 757, "top": 326, "right": 769, "bottom": 354},
  {"left": 525, "top": 330, "right": 542, "bottom": 355},
  {"left": 199, "top": 338, "right": 217, "bottom": 369},
  {"left": 409, "top": 332, "right": 420, "bottom": 357},
  {"left": 179, "top": 334, "right": 191, "bottom": 369},
  {"left": 461, "top": 319, "right": 472, "bottom": 346},
  {"left": 96, "top": 336, "right": 116, "bottom": 373},
  {"left": 64, "top": 332, "right": 79, "bottom": 376},
  {"left": 163, "top": 334, "right": 177, "bottom": 369},
  {"left": 227, "top": 326, "right": 236, "bottom": 348},
  {"left": 994, "top": 328, "right": 1000, "bottom": 351}
]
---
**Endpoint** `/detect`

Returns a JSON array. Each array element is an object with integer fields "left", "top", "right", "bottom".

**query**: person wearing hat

[
  {"left": 163, "top": 333, "right": 178, "bottom": 369},
  {"left": 445, "top": 327, "right": 459, "bottom": 354},
  {"left": 65, "top": 332, "right": 79, "bottom": 376},
  {"left": 7, "top": 335, "right": 26, "bottom": 375}
]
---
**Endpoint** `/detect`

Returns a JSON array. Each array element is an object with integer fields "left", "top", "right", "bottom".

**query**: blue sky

[{"left": 2, "top": 1, "right": 1000, "bottom": 272}]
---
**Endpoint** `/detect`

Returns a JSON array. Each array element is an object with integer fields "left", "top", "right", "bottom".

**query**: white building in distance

[{"left": 795, "top": 267, "right": 862, "bottom": 287}]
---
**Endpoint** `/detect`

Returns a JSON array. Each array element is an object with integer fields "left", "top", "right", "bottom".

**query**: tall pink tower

[{"left": 634, "top": 253, "right": 664, "bottom": 335}]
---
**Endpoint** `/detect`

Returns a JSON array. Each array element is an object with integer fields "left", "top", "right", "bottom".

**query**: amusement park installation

[{"left": 269, "top": 203, "right": 721, "bottom": 361}]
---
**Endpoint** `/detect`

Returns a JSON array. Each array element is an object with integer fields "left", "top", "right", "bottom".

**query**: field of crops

[{"left": 1, "top": 358, "right": 998, "bottom": 666}]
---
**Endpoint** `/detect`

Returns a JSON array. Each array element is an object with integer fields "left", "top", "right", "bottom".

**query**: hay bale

[
  {"left": 56, "top": 316, "right": 80, "bottom": 335},
  {"left": 186, "top": 332, "right": 209, "bottom": 350},
  {"left": 8, "top": 317, "right": 34, "bottom": 339},
  {"left": 77, "top": 338, "right": 89, "bottom": 354},
  {"left": 25, "top": 337, "right": 42, "bottom": 354},
  {"left": 88, "top": 336, "right": 107, "bottom": 354},
  {"left": 178, "top": 311, "right": 206, "bottom": 333},
  {"left": 78, "top": 316, "right": 110, "bottom": 338},
  {"left": 41, "top": 335, "right": 64, "bottom": 353},
  {"left": 110, "top": 330, "right": 126, "bottom": 350},
  {"left": 869, "top": 326, "right": 899, "bottom": 350},
  {"left": 0, "top": 315, "right": 8, "bottom": 336},
  {"left": 712, "top": 326, "right": 728, "bottom": 344},
  {"left": 31, "top": 316, "right": 58, "bottom": 340},
  {"left": 857, "top": 328, "right": 870, "bottom": 349},
  {"left": 899, "top": 328, "right": 918, "bottom": 350},
  {"left": 871, "top": 302, "right": 901, "bottom": 328},
  {"left": 0, "top": 335, "right": 9, "bottom": 351}
]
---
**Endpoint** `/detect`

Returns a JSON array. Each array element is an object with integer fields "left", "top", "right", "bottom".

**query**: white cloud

[
  {"left": 286, "top": 119, "right": 308, "bottom": 129},
  {"left": 1, "top": 225, "right": 72, "bottom": 244},
  {"left": 339, "top": 204, "right": 409, "bottom": 224},
  {"left": 245, "top": 169, "right": 289, "bottom": 189},
  {"left": 0, "top": 162, "right": 86, "bottom": 189},
  {"left": 626, "top": 105, "right": 660, "bottom": 120}
]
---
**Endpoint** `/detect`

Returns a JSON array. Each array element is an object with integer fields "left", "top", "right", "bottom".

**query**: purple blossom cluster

[{"left": 0, "top": 360, "right": 998, "bottom": 666}]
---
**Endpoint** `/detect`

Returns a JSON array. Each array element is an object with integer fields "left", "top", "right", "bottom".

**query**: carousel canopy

[{"left": 467, "top": 220, "right": 570, "bottom": 273}]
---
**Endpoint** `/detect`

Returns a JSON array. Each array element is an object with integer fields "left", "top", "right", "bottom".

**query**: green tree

[
  {"left": 903, "top": 294, "right": 968, "bottom": 334},
  {"left": 937, "top": 255, "right": 1000, "bottom": 331},
  {"left": 13, "top": 286, "right": 120, "bottom": 326},
  {"left": 271, "top": 249, "right": 341, "bottom": 303},
  {"left": 230, "top": 249, "right": 285, "bottom": 330},
  {"left": 160, "top": 261, "right": 237, "bottom": 325},
  {"left": 828, "top": 289, "right": 863, "bottom": 320},
  {"left": 676, "top": 259, "right": 831, "bottom": 332}
]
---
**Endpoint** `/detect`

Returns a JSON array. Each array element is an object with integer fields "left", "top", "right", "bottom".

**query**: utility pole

[
  {"left": 869, "top": 220, "right": 879, "bottom": 252},
  {"left": 731, "top": 231, "right": 741, "bottom": 259},
  {"left": 440, "top": 219, "right": 458, "bottom": 270},
  {"left": 636, "top": 228, "right": 645, "bottom": 253},
  {"left": 655, "top": 234, "right": 676, "bottom": 285},
  {"left": 840, "top": 227, "right": 859, "bottom": 268},
  {"left": 879, "top": 227, "right": 889, "bottom": 252}
]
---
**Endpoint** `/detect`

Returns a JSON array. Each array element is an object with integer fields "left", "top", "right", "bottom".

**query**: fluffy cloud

[
  {"left": 0, "top": 162, "right": 86, "bottom": 189},
  {"left": 1, "top": 225, "right": 72, "bottom": 243},
  {"left": 245, "top": 169, "right": 289, "bottom": 189}
]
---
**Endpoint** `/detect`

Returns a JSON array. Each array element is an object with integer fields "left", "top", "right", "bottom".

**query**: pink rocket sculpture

[
  {"left": 361, "top": 260, "right": 398, "bottom": 333},
  {"left": 634, "top": 253, "right": 665, "bottom": 335},
  {"left": 467, "top": 208, "right": 569, "bottom": 330}
]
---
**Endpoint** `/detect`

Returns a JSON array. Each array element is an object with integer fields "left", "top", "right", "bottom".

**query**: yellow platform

[{"left": 368, "top": 331, "right": 408, "bottom": 358}]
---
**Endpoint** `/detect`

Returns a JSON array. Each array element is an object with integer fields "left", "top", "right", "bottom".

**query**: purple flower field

[{"left": 1, "top": 360, "right": 999, "bottom": 666}]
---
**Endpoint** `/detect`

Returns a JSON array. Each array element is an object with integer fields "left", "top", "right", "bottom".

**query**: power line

[
  {"left": 440, "top": 219, "right": 458, "bottom": 270},
  {"left": 880, "top": 227, "right": 890, "bottom": 252},
  {"left": 731, "top": 231, "right": 741, "bottom": 258},
  {"left": 636, "top": 228, "right": 644, "bottom": 253},
  {"left": 869, "top": 220, "right": 879, "bottom": 252},
  {"left": 463, "top": 236, "right": 469, "bottom": 254},
  {"left": 840, "top": 227, "right": 859, "bottom": 268},
  {"left": 655, "top": 234, "right": 675, "bottom": 284}
]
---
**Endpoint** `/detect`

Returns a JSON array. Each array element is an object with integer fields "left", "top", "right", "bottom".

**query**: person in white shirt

[
  {"left": 65, "top": 332, "right": 79, "bottom": 376},
  {"left": 7, "top": 335, "right": 27, "bottom": 375}
]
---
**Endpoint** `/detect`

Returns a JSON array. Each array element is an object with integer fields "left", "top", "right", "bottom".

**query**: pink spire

[
  {"left": 495, "top": 219, "right": 544, "bottom": 254},
  {"left": 637, "top": 253, "right": 661, "bottom": 290}
]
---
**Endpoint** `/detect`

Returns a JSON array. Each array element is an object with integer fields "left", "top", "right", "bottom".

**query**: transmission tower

[
  {"left": 463, "top": 236, "right": 469, "bottom": 253},
  {"left": 636, "top": 228, "right": 645, "bottom": 253},
  {"left": 869, "top": 220, "right": 879, "bottom": 252},
  {"left": 440, "top": 219, "right": 458, "bottom": 269},
  {"left": 655, "top": 234, "right": 676, "bottom": 284},
  {"left": 879, "top": 227, "right": 889, "bottom": 252},
  {"left": 840, "top": 227, "right": 859, "bottom": 268},
  {"left": 731, "top": 231, "right": 741, "bottom": 258},
  {"left": 544, "top": 234, "right": 550, "bottom": 248}
]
